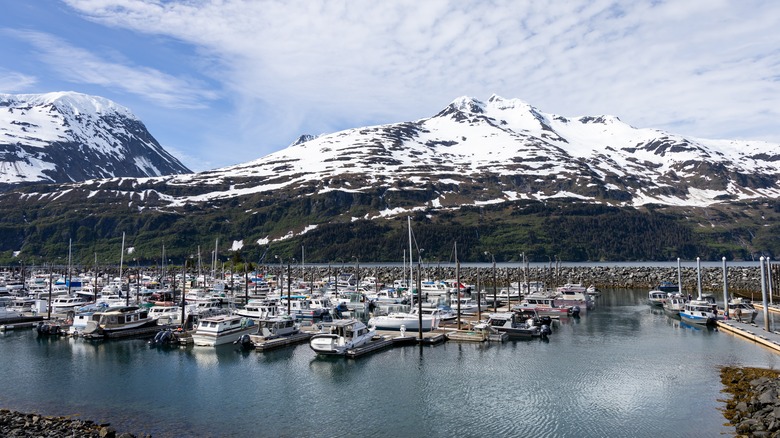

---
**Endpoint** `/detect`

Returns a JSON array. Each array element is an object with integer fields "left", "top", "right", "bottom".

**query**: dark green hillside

[{"left": 0, "top": 181, "right": 775, "bottom": 265}]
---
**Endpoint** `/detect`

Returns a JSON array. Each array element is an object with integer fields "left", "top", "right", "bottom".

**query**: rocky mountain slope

[{"left": 0, "top": 92, "right": 190, "bottom": 185}]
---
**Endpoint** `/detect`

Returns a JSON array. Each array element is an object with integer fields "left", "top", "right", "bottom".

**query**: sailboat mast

[
  {"left": 119, "top": 232, "right": 125, "bottom": 300},
  {"left": 455, "top": 241, "right": 461, "bottom": 330},
  {"left": 407, "top": 216, "right": 413, "bottom": 289}
]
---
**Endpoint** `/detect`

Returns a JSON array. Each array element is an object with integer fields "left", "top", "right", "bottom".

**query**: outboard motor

[
  {"left": 539, "top": 315, "right": 552, "bottom": 327},
  {"left": 540, "top": 324, "right": 552, "bottom": 337},
  {"left": 571, "top": 306, "right": 581, "bottom": 317},
  {"left": 149, "top": 329, "right": 173, "bottom": 347},
  {"left": 234, "top": 334, "right": 254, "bottom": 349}
]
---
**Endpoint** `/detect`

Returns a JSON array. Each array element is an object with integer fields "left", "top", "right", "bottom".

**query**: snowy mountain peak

[
  {"left": 0, "top": 91, "right": 135, "bottom": 119},
  {"left": 0, "top": 91, "right": 190, "bottom": 185}
]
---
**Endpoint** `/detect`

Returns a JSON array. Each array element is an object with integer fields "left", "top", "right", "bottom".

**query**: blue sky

[{"left": 1, "top": 0, "right": 779, "bottom": 172}]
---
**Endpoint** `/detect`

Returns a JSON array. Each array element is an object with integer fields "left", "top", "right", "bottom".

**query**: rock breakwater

[
  {"left": 296, "top": 265, "right": 778, "bottom": 295},
  {"left": 0, "top": 409, "right": 146, "bottom": 438}
]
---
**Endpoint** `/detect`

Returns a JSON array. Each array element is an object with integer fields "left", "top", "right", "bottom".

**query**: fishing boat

[
  {"left": 191, "top": 314, "right": 257, "bottom": 347},
  {"left": 235, "top": 315, "right": 301, "bottom": 348},
  {"left": 94, "top": 306, "right": 155, "bottom": 332},
  {"left": 147, "top": 305, "right": 185, "bottom": 325},
  {"left": 68, "top": 303, "right": 109, "bottom": 336},
  {"left": 647, "top": 290, "right": 668, "bottom": 307},
  {"left": 280, "top": 298, "right": 329, "bottom": 319},
  {"left": 662, "top": 293, "right": 686, "bottom": 317},
  {"left": 555, "top": 284, "right": 595, "bottom": 311},
  {"left": 51, "top": 295, "right": 91, "bottom": 311},
  {"left": 680, "top": 300, "right": 717, "bottom": 326},
  {"left": 485, "top": 311, "right": 552, "bottom": 338},
  {"left": 234, "top": 299, "right": 280, "bottom": 320},
  {"left": 309, "top": 319, "right": 376, "bottom": 355},
  {"left": 513, "top": 294, "right": 574, "bottom": 318},
  {"left": 449, "top": 297, "right": 485, "bottom": 315},
  {"left": 657, "top": 281, "right": 680, "bottom": 293}
]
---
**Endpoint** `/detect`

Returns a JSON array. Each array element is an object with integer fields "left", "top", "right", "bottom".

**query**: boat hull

[
  {"left": 191, "top": 325, "right": 257, "bottom": 346},
  {"left": 368, "top": 315, "right": 438, "bottom": 332},
  {"left": 679, "top": 313, "right": 716, "bottom": 326}
]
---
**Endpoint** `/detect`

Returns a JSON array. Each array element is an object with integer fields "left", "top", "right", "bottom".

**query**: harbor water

[{"left": 2, "top": 288, "right": 780, "bottom": 437}]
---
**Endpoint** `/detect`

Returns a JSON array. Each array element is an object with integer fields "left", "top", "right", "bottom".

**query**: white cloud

[
  {"left": 0, "top": 68, "right": 37, "bottom": 92},
  {"left": 5, "top": 28, "right": 218, "bottom": 109},
  {"left": 54, "top": 0, "right": 780, "bottom": 163}
]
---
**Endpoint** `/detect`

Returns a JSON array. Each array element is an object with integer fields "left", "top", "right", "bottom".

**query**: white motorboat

[
  {"left": 0, "top": 304, "right": 22, "bottom": 321},
  {"left": 50, "top": 295, "right": 90, "bottom": 311},
  {"left": 148, "top": 305, "right": 186, "bottom": 325},
  {"left": 191, "top": 314, "right": 257, "bottom": 347},
  {"left": 648, "top": 290, "right": 667, "bottom": 307},
  {"left": 556, "top": 284, "right": 595, "bottom": 311},
  {"left": 680, "top": 300, "right": 717, "bottom": 326},
  {"left": 234, "top": 299, "right": 280, "bottom": 320},
  {"left": 449, "top": 297, "right": 485, "bottom": 315},
  {"left": 279, "top": 298, "right": 329, "bottom": 319},
  {"left": 236, "top": 315, "right": 301, "bottom": 348},
  {"left": 368, "top": 307, "right": 441, "bottom": 332},
  {"left": 309, "top": 319, "right": 376, "bottom": 355},
  {"left": 513, "top": 294, "right": 574, "bottom": 318},
  {"left": 68, "top": 303, "right": 109, "bottom": 336}
]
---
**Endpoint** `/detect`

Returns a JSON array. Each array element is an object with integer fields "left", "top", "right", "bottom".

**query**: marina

[{"left": 2, "top": 287, "right": 780, "bottom": 437}]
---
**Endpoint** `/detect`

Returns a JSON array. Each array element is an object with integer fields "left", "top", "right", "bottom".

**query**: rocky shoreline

[
  {"left": 299, "top": 265, "right": 778, "bottom": 295},
  {"left": 0, "top": 409, "right": 146, "bottom": 438},
  {"left": 721, "top": 367, "right": 780, "bottom": 437}
]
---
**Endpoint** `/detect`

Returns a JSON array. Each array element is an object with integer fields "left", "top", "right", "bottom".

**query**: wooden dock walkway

[{"left": 716, "top": 318, "right": 780, "bottom": 353}]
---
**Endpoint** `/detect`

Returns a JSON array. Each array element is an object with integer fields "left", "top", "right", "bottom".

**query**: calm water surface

[{"left": 2, "top": 288, "right": 780, "bottom": 437}]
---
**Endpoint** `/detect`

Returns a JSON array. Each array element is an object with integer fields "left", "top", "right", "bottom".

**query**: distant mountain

[
  {"left": 0, "top": 94, "right": 778, "bottom": 263},
  {"left": 0, "top": 91, "right": 190, "bottom": 185}
]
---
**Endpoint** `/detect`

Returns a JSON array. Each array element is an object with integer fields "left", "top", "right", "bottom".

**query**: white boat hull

[
  {"left": 191, "top": 325, "right": 257, "bottom": 346},
  {"left": 368, "top": 313, "right": 438, "bottom": 331}
]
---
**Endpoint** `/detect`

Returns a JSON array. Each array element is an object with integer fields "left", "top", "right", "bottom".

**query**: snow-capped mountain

[
  {"left": 2, "top": 94, "right": 778, "bottom": 262},
  {"left": 86, "top": 93, "right": 779, "bottom": 212},
  {"left": 0, "top": 92, "right": 190, "bottom": 185}
]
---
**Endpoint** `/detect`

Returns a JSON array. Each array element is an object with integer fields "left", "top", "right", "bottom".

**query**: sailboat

[{"left": 367, "top": 217, "right": 440, "bottom": 332}]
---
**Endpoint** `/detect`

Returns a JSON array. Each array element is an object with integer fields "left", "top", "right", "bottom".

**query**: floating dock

[
  {"left": 0, "top": 316, "right": 44, "bottom": 331},
  {"left": 252, "top": 332, "right": 312, "bottom": 351},
  {"left": 345, "top": 336, "right": 395, "bottom": 358},
  {"left": 716, "top": 319, "right": 780, "bottom": 354}
]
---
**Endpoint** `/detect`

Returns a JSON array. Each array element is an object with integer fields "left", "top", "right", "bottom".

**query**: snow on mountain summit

[
  {"left": 145, "top": 95, "right": 780, "bottom": 211},
  {"left": 0, "top": 91, "right": 190, "bottom": 184}
]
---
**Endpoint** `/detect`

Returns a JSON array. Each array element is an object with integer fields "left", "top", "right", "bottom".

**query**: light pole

[
  {"left": 485, "top": 251, "right": 497, "bottom": 312},
  {"left": 352, "top": 256, "right": 360, "bottom": 292}
]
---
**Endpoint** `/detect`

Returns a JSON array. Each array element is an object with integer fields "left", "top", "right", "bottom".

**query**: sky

[{"left": 1, "top": 0, "right": 778, "bottom": 172}]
